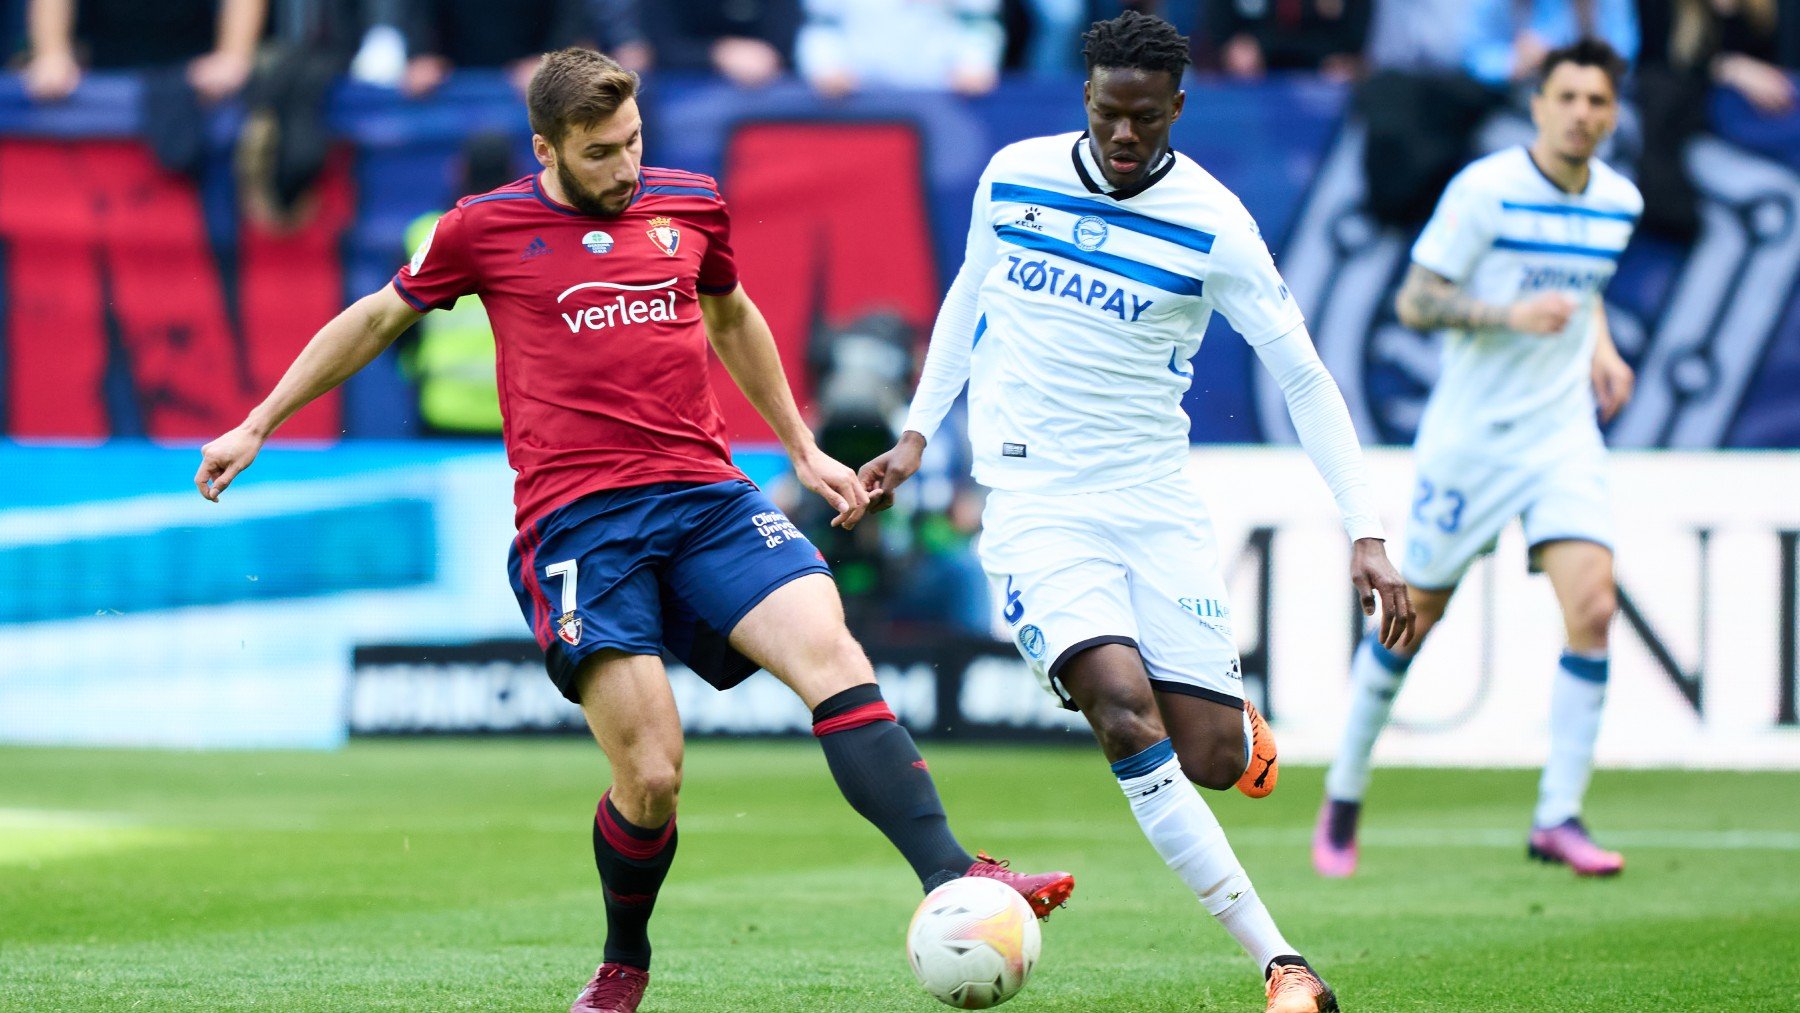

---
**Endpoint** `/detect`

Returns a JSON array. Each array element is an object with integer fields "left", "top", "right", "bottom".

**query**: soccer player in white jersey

[
  {"left": 860, "top": 13, "right": 1413, "bottom": 1012},
  {"left": 1315, "top": 39, "right": 1642, "bottom": 881}
]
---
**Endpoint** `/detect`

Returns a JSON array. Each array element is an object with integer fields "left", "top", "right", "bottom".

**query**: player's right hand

[
  {"left": 793, "top": 443, "right": 869, "bottom": 530},
  {"left": 195, "top": 426, "right": 266, "bottom": 502},
  {"left": 1506, "top": 293, "right": 1577, "bottom": 335},
  {"left": 858, "top": 431, "right": 927, "bottom": 515}
]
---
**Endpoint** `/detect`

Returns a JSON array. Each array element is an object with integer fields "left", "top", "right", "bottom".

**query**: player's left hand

[
  {"left": 793, "top": 443, "right": 869, "bottom": 530},
  {"left": 1351, "top": 538, "right": 1414, "bottom": 650},
  {"left": 1592, "top": 347, "right": 1634, "bottom": 422}
]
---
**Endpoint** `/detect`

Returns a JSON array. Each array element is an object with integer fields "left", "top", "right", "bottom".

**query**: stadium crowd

[
  {"left": 8, "top": 1, "right": 1796, "bottom": 101},
  {"left": 5, "top": 0, "right": 1796, "bottom": 635},
  {"left": 8, "top": 0, "right": 1794, "bottom": 234}
]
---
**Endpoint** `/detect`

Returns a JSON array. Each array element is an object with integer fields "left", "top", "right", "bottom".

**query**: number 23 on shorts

[{"left": 1412, "top": 479, "right": 1466, "bottom": 534}]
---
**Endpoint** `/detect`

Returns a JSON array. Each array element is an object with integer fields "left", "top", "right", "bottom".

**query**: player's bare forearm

[
  {"left": 216, "top": 0, "right": 266, "bottom": 57},
  {"left": 1394, "top": 263, "right": 1508, "bottom": 332},
  {"left": 699, "top": 286, "right": 815, "bottom": 454},
  {"left": 243, "top": 286, "right": 419, "bottom": 437},
  {"left": 1590, "top": 301, "right": 1634, "bottom": 421},
  {"left": 198, "top": 287, "right": 416, "bottom": 501},
  {"left": 701, "top": 286, "right": 869, "bottom": 527},
  {"left": 1592, "top": 300, "right": 1618, "bottom": 359},
  {"left": 27, "top": 0, "right": 74, "bottom": 57}
]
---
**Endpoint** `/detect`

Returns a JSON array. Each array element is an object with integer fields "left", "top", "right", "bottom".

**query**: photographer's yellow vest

[{"left": 405, "top": 212, "right": 501, "bottom": 433}]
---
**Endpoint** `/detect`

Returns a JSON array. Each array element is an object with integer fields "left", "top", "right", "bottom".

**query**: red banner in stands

[
  {"left": 0, "top": 139, "right": 351, "bottom": 439},
  {"left": 718, "top": 122, "right": 940, "bottom": 443}
]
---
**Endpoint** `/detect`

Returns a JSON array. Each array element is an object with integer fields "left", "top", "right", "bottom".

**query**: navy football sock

[
  {"left": 591, "top": 791, "right": 677, "bottom": 970},
  {"left": 812, "top": 684, "right": 975, "bottom": 890}
]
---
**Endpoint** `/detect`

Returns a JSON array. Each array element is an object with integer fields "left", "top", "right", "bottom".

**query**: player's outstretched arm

[
  {"left": 1394, "top": 263, "right": 1572, "bottom": 335},
  {"left": 1251, "top": 325, "right": 1414, "bottom": 648},
  {"left": 195, "top": 286, "right": 421, "bottom": 501},
  {"left": 700, "top": 285, "right": 868, "bottom": 530}
]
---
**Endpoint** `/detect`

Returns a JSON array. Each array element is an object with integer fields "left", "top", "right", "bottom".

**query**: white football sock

[
  {"left": 1113, "top": 739, "right": 1295, "bottom": 971},
  {"left": 1536, "top": 650, "right": 1608, "bottom": 828},
  {"left": 1324, "top": 634, "right": 1412, "bottom": 802}
]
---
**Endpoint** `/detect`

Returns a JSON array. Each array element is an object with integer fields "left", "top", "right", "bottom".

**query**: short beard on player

[{"left": 555, "top": 160, "right": 632, "bottom": 217}]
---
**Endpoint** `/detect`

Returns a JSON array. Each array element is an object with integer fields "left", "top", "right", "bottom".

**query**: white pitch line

[
  {"left": 0, "top": 808, "right": 145, "bottom": 829},
  {"left": 1229, "top": 827, "right": 1800, "bottom": 851}
]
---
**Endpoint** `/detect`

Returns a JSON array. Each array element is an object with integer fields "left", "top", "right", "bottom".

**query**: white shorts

[
  {"left": 977, "top": 470, "right": 1244, "bottom": 712},
  {"left": 1401, "top": 438, "right": 1613, "bottom": 590}
]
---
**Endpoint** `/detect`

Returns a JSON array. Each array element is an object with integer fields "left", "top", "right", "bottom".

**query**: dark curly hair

[
  {"left": 1082, "top": 10, "right": 1190, "bottom": 81},
  {"left": 1538, "top": 38, "right": 1627, "bottom": 94}
]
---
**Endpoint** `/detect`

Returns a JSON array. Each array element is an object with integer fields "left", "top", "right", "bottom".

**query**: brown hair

[
  {"left": 1538, "top": 37, "right": 1628, "bottom": 94},
  {"left": 527, "top": 48, "right": 640, "bottom": 145}
]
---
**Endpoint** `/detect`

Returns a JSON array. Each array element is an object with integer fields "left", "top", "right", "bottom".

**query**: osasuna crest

[
  {"left": 556, "top": 611, "right": 583, "bottom": 646},
  {"left": 645, "top": 216, "right": 681, "bottom": 256}
]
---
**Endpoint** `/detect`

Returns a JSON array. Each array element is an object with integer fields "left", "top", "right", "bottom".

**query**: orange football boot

[{"left": 1237, "top": 700, "right": 1279, "bottom": 798}]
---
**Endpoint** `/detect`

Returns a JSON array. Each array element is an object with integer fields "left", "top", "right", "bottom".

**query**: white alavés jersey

[
  {"left": 1411, "top": 146, "right": 1642, "bottom": 456},
  {"left": 903, "top": 132, "right": 1304, "bottom": 493}
]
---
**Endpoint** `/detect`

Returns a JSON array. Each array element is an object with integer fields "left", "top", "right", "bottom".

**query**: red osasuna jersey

[{"left": 392, "top": 169, "right": 747, "bottom": 529}]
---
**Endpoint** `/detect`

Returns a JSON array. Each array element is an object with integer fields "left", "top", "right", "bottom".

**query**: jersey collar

[
  {"left": 1521, "top": 145, "right": 1592, "bottom": 196},
  {"left": 1072, "top": 133, "right": 1176, "bottom": 201}
]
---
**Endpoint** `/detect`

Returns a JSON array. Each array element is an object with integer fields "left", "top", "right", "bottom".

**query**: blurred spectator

[
  {"left": 1208, "top": 0, "right": 1372, "bottom": 82},
  {"left": 796, "top": 0, "right": 1004, "bottom": 96},
  {"left": 398, "top": 0, "right": 588, "bottom": 97},
  {"left": 1359, "top": 0, "right": 1497, "bottom": 226},
  {"left": 588, "top": 0, "right": 652, "bottom": 74},
  {"left": 1638, "top": 0, "right": 1792, "bottom": 239},
  {"left": 1464, "top": 0, "right": 1639, "bottom": 87},
  {"left": 1364, "top": 0, "right": 1467, "bottom": 72},
  {"left": 636, "top": 0, "right": 799, "bottom": 88},
  {"left": 24, "top": 0, "right": 266, "bottom": 103},
  {"left": 348, "top": 0, "right": 411, "bottom": 85},
  {"left": 1021, "top": 0, "right": 1090, "bottom": 75},
  {"left": 238, "top": 0, "right": 377, "bottom": 221},
  {"left": 1642, "top": 0, "right": 1791, "bottom": 112}
]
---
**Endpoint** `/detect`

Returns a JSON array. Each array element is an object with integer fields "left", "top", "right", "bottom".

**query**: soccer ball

[{"left": 906, "top": 876, "right": 1041, "bottom": 1009}]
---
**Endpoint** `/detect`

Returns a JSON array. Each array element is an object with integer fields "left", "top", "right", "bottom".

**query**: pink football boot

[
  {"left": 1311, "top": 799, "right": 1360, "bottom": 879},
  {"left": 1528, "top": 818, "right": 1625, "bottom": 877},
  {"left": 570, "top": 963, "right": 649, "bottom": 1013},
  {"left": 963, "top": 852, "right": 1076, "bottom": 918}
]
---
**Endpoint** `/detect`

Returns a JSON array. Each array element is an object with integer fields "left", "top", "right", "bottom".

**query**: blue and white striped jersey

[
  {"left": 1410, "top": 146, "right": 1642, "bottom": 457},
  {"left": 904, "top": 131, "right": 1304, "bottom": 493}
]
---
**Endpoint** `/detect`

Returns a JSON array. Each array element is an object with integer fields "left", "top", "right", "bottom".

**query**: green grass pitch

[{"left": 3, "top": 740, "right": 1797, "bottom": 1011}]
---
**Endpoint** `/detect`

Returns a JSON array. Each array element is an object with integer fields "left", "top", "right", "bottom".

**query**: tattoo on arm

[{"left": 1395, "top": 264, "right": 1509, "bottom": 331}]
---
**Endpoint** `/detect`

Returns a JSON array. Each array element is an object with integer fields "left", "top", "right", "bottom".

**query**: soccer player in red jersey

[{"left": 194, "top": 48, "right": 1073, "bottom": 1013}]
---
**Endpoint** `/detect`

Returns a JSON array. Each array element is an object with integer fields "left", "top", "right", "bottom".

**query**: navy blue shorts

[{"left": 507, "top": 480, "right": 832, "bottom": 704}]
